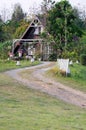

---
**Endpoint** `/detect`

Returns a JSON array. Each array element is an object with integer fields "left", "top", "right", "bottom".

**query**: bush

[
  {"left": 62, "top": 51, "right": 79, "bottom": 62},
  {"left": 49, "top": 53, "right": 57, "bottom": 61},
  {"left": 0, "top": 41, "right": 12, "bottom": 59},
  {"left": 60, "top": 70, "right": 66, "bottom": 76},
  {"left": 80, "top": 54, "right": 86, "bottom": 65},
  {"left": 51, "top": 67, "right": 60, "bottom": 75}
]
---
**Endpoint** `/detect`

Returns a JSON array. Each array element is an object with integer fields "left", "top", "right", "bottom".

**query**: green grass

[
  {"left": 0, "top": 60, "right": 41, "bottom": 72},
  {"left": 47, "top": 63, "right": 86, "bottom": 92},
  {"left": 0, "top": 73, "right": 86, "bottom": 130}
]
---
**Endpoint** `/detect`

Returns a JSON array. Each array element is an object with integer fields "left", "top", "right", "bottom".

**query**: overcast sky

[{"left": 0, "top": 0, "right": 86, "bottom": 20}]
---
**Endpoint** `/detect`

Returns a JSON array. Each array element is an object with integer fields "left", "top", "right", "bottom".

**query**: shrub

[
  {"left": 62, "top": 51, "right": 78, "bottom": 62},
  {"left": 49, "top": 53, "right": 57, "bottom": 61},
  {"left": 50, "top": 67, "right": 60, "bottom": 75},
  {"left": 80, "top": 54, "right": 86, "bottom": 65},
  {"left": 60, "top": 70, "right": 66, "bottom": 76},
  {"left": 0, "top": 41, "right": 12, "bottom": 59}
]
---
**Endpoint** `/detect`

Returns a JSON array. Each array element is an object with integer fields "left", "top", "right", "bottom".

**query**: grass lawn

[
  {"left": 0, "top": 73, "right": 86, "bottom": 130},
  {"left": 0, "top": 60, "right": 40, "bottom": 72},
  {"left": 47, "top": 63, "right": 86, "bottom": 92}
]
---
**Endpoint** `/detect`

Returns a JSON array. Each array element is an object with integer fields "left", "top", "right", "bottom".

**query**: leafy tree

[
  {"left": 1, "top": 19, "right": 20, "bottom": 41},
  {"left": 41, "top": 0, "right": 55, "bottom": 13},
  {"left": 0, "top": 40, "right": 12, "bottom": 59},
  {"left": 13, "top": 20, "right": 30, "bottom": 38},
  {"left": 12, "top": 3, "right": 25, "bottom": 22},
  {"left": 73, "top": 8, "right": 86, "bottom": 30},
  {"left": 0, "top": 15, "right": 3, "bottom": 23},
  {"left": 10, "top": 3, "right": 27, "bottom": 39},
  {"left": 0, "top": 15, "right": 5, "bottom": 41},
  {"left": 47, "top": 0, "right": 83, "bottom": 57}
]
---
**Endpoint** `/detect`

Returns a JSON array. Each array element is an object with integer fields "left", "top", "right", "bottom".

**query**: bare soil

[{"left": 5, "top": 62, "right": 86, "bottom": 108}]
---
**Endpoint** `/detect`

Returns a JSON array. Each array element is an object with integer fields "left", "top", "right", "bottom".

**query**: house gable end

[{"left": 21, "top": 16, "right": 44, "bottom": 39}]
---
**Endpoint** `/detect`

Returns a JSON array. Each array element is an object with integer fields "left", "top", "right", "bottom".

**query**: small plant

[
  {"left": 80, "top": 54, "right": 86, "bottom": 66},
  {"left": 60, "top": 70, "right": 66, "bottom": 76},
  {"left": 50, "top": 67, "right": 60, "bottom": 75},
  {"left": 35, "top": 50, "right": 42, "bottom": 60},
  {"left": 49, "top": 53, "right": 57, "bottom": 61}
]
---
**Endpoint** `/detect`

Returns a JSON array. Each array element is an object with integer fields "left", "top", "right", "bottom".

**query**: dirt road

[{"left": 5, "top": 62, "right": 86, "bottom": 108}]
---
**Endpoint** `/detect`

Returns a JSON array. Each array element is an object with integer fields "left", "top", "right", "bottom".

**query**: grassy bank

[
  {"left": 0, "top": 73, "right": 86, "bottom": 130},
  {"left": 47, "top": 63, "right": 86, "bottom": 92},
  {"left": 0, "top": 60, "right": 40, "bottom": 72}
]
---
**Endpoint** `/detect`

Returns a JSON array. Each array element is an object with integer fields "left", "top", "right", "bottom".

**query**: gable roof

[{"left": 21, "top": 16, "right": 44, "bottom": 39}]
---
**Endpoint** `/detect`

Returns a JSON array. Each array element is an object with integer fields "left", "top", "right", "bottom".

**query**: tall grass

[{"left": 47, "top": 63, "right": 86, "bottom": 92}]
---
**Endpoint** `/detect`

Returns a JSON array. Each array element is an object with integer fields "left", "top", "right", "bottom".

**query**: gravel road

[{"left": 5, "top": 62, "right": 86, "bottom": 108}]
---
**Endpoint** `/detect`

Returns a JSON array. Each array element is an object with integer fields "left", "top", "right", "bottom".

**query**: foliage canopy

[{"left": 47, "top": 0, "right": 83, "bottom": 48}]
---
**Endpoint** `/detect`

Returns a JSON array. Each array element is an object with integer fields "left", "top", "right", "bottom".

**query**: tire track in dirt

[{"left": 5, "top": 62, "right": 86, "bottom": 108}]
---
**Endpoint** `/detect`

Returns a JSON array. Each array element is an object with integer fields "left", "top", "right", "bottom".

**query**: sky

[{"left": 0, "top": 0, "right": 86, "bottom": 20}]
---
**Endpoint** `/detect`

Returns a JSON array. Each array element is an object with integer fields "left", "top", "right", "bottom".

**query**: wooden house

[{"left": 12, "top": 16, "right": 54, "bottom": 60}]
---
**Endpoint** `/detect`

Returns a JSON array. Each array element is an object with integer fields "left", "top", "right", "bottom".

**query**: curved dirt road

[{"left": 5, "top": 62, "right": 86, "bottom": 108}]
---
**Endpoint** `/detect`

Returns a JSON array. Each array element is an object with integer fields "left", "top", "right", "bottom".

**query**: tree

[
  {"left": 41, "top": 0, "right": 55, "bottom": 27},
  {"left": 9, "top": 3, "right": 27, "bottom": 39},
  {"left": 0, "top": 15, "right": 12, "bottom": 41},
  {"left": 73, "top": 8, "right": 86, "bottom": 30},
  {"left": 0, "top": 15, "right": 3, "bottom": 23},
  {"left": 2, "top": 20, "right": 16, "bottom": 40},
  {"left": 12, "top": 3, "right": 25, "bottom": 22},
  {"left": 13, "top": 20, "right": 30, "bottom": 38},
  {"left": 47, "top": 0, "right": 83, "bottom": 56},
  {"left": 0, "top": 7, "right": 11, "bottom": 22},
  {"left": 0, "top": 15, "right": 5, "bottom": 41}
]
